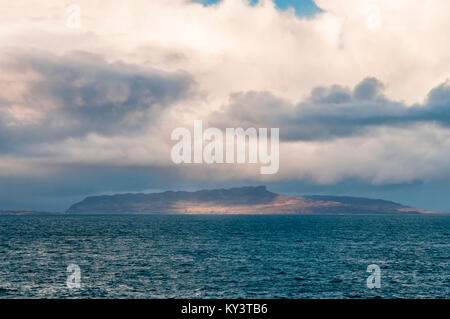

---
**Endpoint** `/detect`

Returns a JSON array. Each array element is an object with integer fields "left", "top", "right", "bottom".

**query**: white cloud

[{"left": 2, "top": 0, "right": 449, "bottom": 103}]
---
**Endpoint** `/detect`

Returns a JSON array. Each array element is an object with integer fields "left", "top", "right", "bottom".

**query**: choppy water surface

[{"left": 0, "top": 214, "right": 448, "bottom": 298}]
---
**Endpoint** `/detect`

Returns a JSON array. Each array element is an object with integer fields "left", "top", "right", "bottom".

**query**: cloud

[
  {"left": 0, "top": 49, "right": 194, "bottom": 153},
  {"left": 211, "top": 77, "right": 450, "bottom": 141},
  {"left": 1, "top": 0, "right": 450, "bottom": 104}
]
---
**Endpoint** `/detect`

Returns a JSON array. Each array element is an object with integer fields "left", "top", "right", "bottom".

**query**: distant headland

[{"left": 0, "top": 210, "right": 61, "bottom": 215}]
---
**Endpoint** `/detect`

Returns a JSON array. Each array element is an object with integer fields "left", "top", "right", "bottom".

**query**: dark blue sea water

[{"left": 0, "top": 214, "right": 448, "bottom": 298}]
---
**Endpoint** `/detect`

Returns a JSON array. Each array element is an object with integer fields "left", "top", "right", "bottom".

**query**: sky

[
  {"left": 198, "top": 0, "right": 323, "bottom": 17},
  {"left": 1, "top": 0, "right": 450, "bottom": 212}
]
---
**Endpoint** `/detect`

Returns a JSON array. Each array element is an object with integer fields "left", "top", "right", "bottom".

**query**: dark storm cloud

[
  {"left": 211, "top": 77, "right": 450, "bottom": 141},
  {"left": 0, "top": 50, "right": 194, "bottom": 153}
]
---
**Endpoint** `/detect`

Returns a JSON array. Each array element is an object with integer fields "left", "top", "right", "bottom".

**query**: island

[{"left": 65, "top": 186, "right": 439, "bottom": 215}]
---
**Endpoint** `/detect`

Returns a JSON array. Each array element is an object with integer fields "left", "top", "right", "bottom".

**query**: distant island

[
  {"left": 65, "top": 186, "right": 441, "bottom": 215},
  {"left": 0, "top": 210, "right": 61, "bottom": 215}
]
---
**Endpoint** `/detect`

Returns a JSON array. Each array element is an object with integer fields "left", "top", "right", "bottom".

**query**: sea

[{"left": 0, "top": 214, "right": 448, "bottom": 298}]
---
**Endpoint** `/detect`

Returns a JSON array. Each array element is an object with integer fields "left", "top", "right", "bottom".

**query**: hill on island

[{"left": 66, "top": 186, "right": 437, "bottom": 215}]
